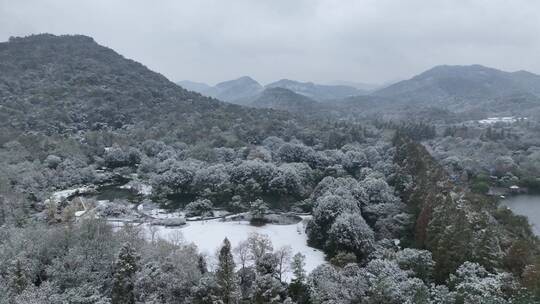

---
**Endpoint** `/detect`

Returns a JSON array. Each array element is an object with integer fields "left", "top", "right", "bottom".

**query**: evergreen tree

[
  {"left": 289, "top": 253, "right": 310, "bottom": 304},
  {"left": 191, "top": 274, "right": 222, "bottom": 304},
  {"left": 198, "top": 255, "right": 208, "bottom": 274},
  {"left": 252, "top": 274, "right": 289, "bottom": 304},
  {"left": 473, "top": 224, "right": 503, "bottom": 271},
  {"left": 111, "top": 243, "right": 139, "bottom": 304},
  {"left": 256, "top": 252, "right": 279, "bottom": 277},
  {"left": 216, "top": 238, "right": 238, "bottom": 304},
  {"left": 7, "top": 258, "right": 29, "bottom": 295},
  {"left": 291, "top": 253, "right": 306, "bottom": 283}
]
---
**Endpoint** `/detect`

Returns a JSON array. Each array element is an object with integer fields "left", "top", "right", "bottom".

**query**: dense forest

[{"left": 1, "top": 34, "right": 540, "bottom": 304}]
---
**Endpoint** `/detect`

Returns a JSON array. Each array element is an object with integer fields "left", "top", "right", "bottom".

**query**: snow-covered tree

[
  {"left": 216, "top": 238, "right": 238, "bottom": 304},
  {"left": 111, "top": 243, "right": 139, "bottom": 304},
  {"left": 134, "top": 262, "right": 166, "bottom": 303},
  {"left": 229, "top": 160, "right": 277, "bottom": 189},
  {"left": 449, "top": 262, "right": 513, "bottom": 304},
  {"left": 7, "top": 258, "right": 30, "bottom": 295},
  {"left": 275, "top": 246, "right": 292, "bottom": 282},
  {"left": 289, "top": 253, "right": 309, "bottom": 304},
  {"left": 192, "top": 164, "right": 232, "bottom": 195},
  {"left": 249, "top": 199, "right": 269, "bottom": 222},
  {"left": 191, "top": 274, "right": 223, "bottom": 304},
  {"left": 252, "top": 274, "right": 289, "bottom": 304},
  {"left": 327, "top": 212, "right": 375, "bottom": 260},
  {"left": 184, "top": 198, "right": 213, "bottom": 217},
  {"left": 360, "top": 259, "right": 429, "bottom": 304},
  {"left": 307, "top": 193, "right": 362, "bottom": 248},
  {"left": 309, "top": 264, "right": 366, "bottom": 304},
  {"left": 256, "top": 252, "right": 279, "bottom": 277},
  {"left": 395, "top": 248, "right": 435, "bottom": 283},
  {"left": 141, "top": 139, "right": 166, "bottom": 157},
  {"left": 269, "top": 165, "right": 305, "bottom": 197},
  {"left": 104, "top": 146, "right": 141, "bottom": 168},
  {"left": 151, "top": 160, "right": 197, "bottom": 197},
  {"left": 44, "top": 154, "right": 62, "bottom": 169},
  {"left": 247, "top": 233, "right": 274, "bottom": 265},
  {"left": 342, "top": 150, "right": 368, "bottom": 174}
]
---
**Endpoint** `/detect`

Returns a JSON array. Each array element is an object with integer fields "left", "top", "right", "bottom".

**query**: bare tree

[
  {"left": 168, "top": 229, "right": 184, "bottom": 246},
  {"left": 234, "top": 240, "right": 251, "bottom": 271},
  {"left": 246, "top": 232, "right": 273, "bottom": 263},
  {"left": 147, "top": 224, "right": 160, "bottom": 244},
  {"left": 275, "top": 246, "right": 292, "bottom": 282}
]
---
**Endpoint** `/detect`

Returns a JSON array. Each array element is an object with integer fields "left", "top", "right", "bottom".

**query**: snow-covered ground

[
  {"left": 120, "top": 181, "right": 152, "bottom": 196},
  {"left": 478, "top": 116, "right": 526, "bottom": 124},
  {"left": 48, "top": 186, "right": 95, "bottom": 204},
  {"left": 146, "top": 216, "right": 326, "bottom": 279}
]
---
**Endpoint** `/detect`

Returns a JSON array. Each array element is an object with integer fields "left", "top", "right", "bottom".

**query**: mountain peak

[
  {"left": 0, "top": 32, "right": 235, "bottom": 134},
  {"left": 416, "top": 64, "right": 502, "bottom": 79},
  {"left": 208, "top": 76, "right": 263, "bottom": 102},
  {"left": 7, "top": 33, "right": 96, "bottom": 45},
  {"left": 251, "top": 87, "right": 319, "bottom": 113},
  {"left": 374, "top": 64, "right": 540, "bottom": 110},
  {"left": 266, "top": 79, "right": 363, "bottom": 101},
  {"left": 270, "top": 79, "right": 314, "bottom": 86},
  {"left": 177, "top": 80, "right": 212, "bottom": 93},
  {"left": 216, "top": 76, "right": 260, "bottom": 88}
]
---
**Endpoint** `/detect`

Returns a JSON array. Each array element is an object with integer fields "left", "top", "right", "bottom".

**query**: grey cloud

[{"left": 1, "top": 0, "right": 539, "bottom": 85}]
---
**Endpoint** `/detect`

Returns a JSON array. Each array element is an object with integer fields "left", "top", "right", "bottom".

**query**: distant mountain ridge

[
  {"left": 374, "top": 64, "right": 540, "bottom": 107},
  {"left": 326, "top": 80, "right": 381, "bottom": 92},
  {"left": 249, "top": 87, "right": 321, "bottom": 113},
  {"left": 176, "top": 80, "right": 213, "bottom": 93},
  {"left": 213, "top": 76, "right": 263, "bottom": 102},
  {"left": 265, "top": 79, "right": 366, "bottom": 101},
  {"left": 322, "top": 65, "right": 540, "bottom": 122},
  {"left": 177, "top": 77, "right": 367, "bottom": 103},
  {"left": 176, "top": 64, "right": 540, "bottom": 119},
  {"left": 177, "top": 76, "right": 263, "bottom": 103}
]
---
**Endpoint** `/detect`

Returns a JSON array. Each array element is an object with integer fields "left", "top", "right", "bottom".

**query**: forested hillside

[
  {"left": 0, "top": 34, "right": 304, "bottom": 146},
  {"left": 371, "top": 65, "right": 540, "bottom": 117}
]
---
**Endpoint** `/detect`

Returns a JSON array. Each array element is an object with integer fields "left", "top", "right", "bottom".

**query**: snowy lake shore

[{"left": 141, "top": 216, "right": 326, "bottom": 280}]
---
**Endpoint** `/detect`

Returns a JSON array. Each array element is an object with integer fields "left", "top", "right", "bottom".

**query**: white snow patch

[
  {"left": 147, "top": 209, "right": 184, "bottom": 219},
  {"left": 146, "top": 216, "right": 326, "bottom": 279},
  {"left": 119, "top": 181, "right": 153, "bottom": 196},
  {"left": 478, "top": 116, "right": 526, "bottom": 125},
  {"left": 49, "top": 186, "right": 94, "bottom": 204},
  {"left": 212, "top": 210, "right": 231, "bottom": 217}
]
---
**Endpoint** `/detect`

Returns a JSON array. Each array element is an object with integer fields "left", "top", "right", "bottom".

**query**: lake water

[
  {"left": 94, "top": 184, "right": 139, "bottom": 202},
  {"left": 501, "top": 195, "right": 540, "bottom": 236}
]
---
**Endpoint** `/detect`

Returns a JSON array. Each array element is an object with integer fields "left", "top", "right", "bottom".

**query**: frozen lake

[
  {"left": 147, "top": 216, "right": 326, "bottom": 279},
  {"left": 501, "top": 195, "right": 540, "bottom": 236}
]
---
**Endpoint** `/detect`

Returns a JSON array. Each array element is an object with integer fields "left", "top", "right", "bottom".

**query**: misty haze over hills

[
  {"left": 177, "top": 64, "right": 540, "bottom": 119},
  {"left": 177, "top": 77, "right": 370, "bottom": 103},
  {"left": 375, "top": 64, "right": 540, "bottom": 104}
]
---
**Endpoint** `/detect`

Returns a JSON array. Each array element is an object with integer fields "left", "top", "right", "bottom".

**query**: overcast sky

[{"left": 1, "top": 0, "right": 539, "bottom": 85}]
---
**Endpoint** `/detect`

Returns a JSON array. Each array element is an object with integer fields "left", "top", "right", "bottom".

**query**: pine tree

[
  {"left": 252, "top": 274, "right": 289, "bottom": 304},
  {"left": 473, "top": 224, "right": 502, "bottom": 271},
  {"left": 111, "top": 243, "right": 139, "bottom": 304},
  {"left": 198, "top": 255, "right": 208, "bottom": 274},
  {"left": 291, "top": 253, "right": 306, "bottom": 283},
  {"left": 8, "top": 258, "right": 29, "bottom": 295},
  {"left": 216, "top": 238, "right": 238, "bottom": 304},
  {"left": 289, "top": 253, "right": 310, "bottom": 303}
]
